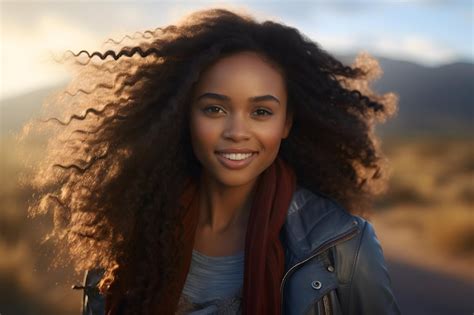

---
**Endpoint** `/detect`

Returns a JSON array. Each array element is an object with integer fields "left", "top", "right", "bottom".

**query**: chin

[
  {"left": 213, "top": 171, "right": 259, "bottom": 188},
  {"left": 200, "top": 164, "right": 260, "bottom": 188}
]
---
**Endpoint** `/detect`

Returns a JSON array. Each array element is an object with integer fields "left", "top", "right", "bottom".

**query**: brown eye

[
  {"left": 253, "top": 108, "right": 273, "bottom": 116},
  {"left": 202, "top": 106, "right": 225, "bottom": 115}
]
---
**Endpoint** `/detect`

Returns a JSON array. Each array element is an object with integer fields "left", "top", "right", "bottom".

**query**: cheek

[
  {"left": 261, "top": 132, "right": 283, "bottom": 151},
  {"left": 190, "top": 115, "right": 220, "bottom": 154},
  {"left": 257, "top": 122, "right": 287, "bottom": 154}
]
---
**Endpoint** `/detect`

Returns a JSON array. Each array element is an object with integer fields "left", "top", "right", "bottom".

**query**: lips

[{"left": 215, "top": 151, "right": 258, "bottom": 170}]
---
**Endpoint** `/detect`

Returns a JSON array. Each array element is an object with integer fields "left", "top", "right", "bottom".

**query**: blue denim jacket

[{"left": 78, "top": 185, "right": 401, "bottom": 315}]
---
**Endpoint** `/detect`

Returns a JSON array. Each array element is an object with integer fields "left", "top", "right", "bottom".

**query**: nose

[{"left": 222, "top": 113, "right": 251, "bottom": 142}]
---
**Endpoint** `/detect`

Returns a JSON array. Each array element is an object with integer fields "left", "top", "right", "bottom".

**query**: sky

[{"left": 0, "top": 0, "right": 472, "bottom": 101}]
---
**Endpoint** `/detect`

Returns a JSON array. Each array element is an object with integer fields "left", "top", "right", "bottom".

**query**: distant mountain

[
  {"left": 1, "top": 84, "right": 67, "bottom": 137},
  {"left": 338, "top": 55, "right": 473, "bottom": 138},
  {"left": 1, "top": 58, "right": 472, "bottom": 138}
]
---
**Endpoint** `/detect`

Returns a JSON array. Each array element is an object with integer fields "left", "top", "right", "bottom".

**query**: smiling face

[{"left": 189, "top": 51, "right": 292, "bottom": 188}]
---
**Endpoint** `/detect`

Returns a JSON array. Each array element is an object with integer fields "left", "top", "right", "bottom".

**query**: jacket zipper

[{"left": 280, "top": 223, "right": 360, "bottom": 314}]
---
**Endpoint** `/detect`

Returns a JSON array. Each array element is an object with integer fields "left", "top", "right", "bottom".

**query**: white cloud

[
  {"left": 371, "top": 35, "right": 458, "bottom": 65},
  {"left": 1, "top": 14, "right": 103, "bottom": 100},
  {"left": 308, "top": 32, "right": 460, "bottom": 66},
  {"left": 309, "top": 32, "right": 360, "bottom": 53}
]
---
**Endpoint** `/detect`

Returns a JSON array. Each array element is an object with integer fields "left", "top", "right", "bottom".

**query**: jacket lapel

[{"left": 280, "top": 185, "right": 360, "bottom": 268}]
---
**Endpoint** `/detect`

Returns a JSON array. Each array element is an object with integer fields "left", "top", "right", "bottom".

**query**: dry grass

[
  {"left": 1, "top": 135, "right": 82, "bottom": 314},
  {"left": 374, "top": 137, "right": 474, "bottom": 259},
  {"left": 377, "top": 204, "right": 474, "bottom": 258}
]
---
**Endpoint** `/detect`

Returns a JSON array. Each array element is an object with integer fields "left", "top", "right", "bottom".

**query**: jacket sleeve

[
  {"left": 80, "top": 269, "right": 106, "bottom": 315},
  {"left": 349, "top": 220, "right": 401, "bottom": 315}
]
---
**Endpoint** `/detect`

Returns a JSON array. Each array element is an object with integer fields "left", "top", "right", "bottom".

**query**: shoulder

[
  {"left": 334, "top": 219, "right": 401, "bottom": 314},
  {"left": 330, "top": 216, "right": 381, "bottom": 283}
]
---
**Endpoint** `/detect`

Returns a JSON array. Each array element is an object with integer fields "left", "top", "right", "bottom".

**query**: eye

[
  {"left": 202, "top": 105, "right": 225, "bottom": 115},
  {"left": 253, "top": 108, "right": 273, "bottom": 117}
]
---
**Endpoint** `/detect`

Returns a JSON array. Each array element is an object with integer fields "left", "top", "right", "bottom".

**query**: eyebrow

[{"left": 195, "top": 92, "right": 280, "bottom": 105}]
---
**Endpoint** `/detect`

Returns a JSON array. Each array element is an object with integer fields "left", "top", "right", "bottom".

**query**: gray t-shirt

[{"left": 176, "top": 249, "right": 245, "bottom": 315}]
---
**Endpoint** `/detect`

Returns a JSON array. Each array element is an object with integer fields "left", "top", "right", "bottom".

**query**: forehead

[{"left": 192, "top": 51, "right": 286, "bottom": 100}]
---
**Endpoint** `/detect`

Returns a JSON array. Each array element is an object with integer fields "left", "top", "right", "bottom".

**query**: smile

[{"left": 215, "top": 152, "right": 258, "bottom": 170}]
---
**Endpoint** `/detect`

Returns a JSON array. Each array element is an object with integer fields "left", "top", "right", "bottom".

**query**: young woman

[{"left": 25, "top": 8, "right": 400, "bottom": 315}]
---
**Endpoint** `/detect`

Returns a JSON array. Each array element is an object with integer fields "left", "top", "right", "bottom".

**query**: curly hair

[{"left": 20, "top": 8, "right": 397, "bottom": 314}]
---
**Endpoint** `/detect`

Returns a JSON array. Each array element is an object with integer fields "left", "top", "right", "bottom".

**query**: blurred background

[{"left": 1, "top": 0, "right": 472, "bottom": 314}]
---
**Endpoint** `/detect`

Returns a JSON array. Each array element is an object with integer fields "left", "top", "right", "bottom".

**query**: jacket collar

[{"left": 280, "top": 185, "right": 360, "bottom": 262}]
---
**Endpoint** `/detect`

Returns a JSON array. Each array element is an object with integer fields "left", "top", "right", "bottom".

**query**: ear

[{"left": 282, "top": 109, "right": 293, "bottom": 139}]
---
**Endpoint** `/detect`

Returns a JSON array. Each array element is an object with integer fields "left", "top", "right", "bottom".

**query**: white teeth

[{"left": 219, "top": 152, "right": 254, "bottom": 161}]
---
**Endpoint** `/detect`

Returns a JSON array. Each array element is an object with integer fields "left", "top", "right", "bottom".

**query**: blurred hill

[
  {"left": 1, "top": 57, "right": 473, "bottom": 138},
  {"left": 0, "top": 83, "right": 67, "bottom": 136},
  {"left": 339, "top": 56, "right": 473, "bottom": 138}
]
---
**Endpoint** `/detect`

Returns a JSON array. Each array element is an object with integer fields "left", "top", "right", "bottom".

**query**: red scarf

[{"left": 106, "top": 156, "right": 296, "bottom": 314}]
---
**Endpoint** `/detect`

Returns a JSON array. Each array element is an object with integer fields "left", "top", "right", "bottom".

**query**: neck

[{"left": 198, "top": 170, "right": 259, "bottom": 234}]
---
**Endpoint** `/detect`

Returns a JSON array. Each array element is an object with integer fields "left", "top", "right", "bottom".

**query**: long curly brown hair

[{"left": 19, "top": 7, "right": 397, "bottom": 314}]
